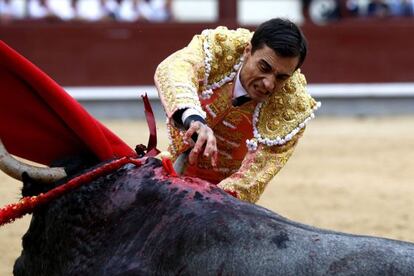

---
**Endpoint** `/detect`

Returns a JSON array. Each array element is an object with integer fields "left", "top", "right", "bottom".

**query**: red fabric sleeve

[{"left": 0, "top": 40, "right": 136, "bottom": 165}]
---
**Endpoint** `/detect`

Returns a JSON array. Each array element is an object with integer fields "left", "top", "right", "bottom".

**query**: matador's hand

[{"left": 183, "top": 121, "right": 218, "bottom": 167}]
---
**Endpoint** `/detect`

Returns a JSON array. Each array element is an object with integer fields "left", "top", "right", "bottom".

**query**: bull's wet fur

[{"left": 14, "top": 158, "right": 414, "bottom": 275}]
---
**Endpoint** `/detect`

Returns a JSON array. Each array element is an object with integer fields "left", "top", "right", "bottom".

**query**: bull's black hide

[{"left": 14, "top": 158, "right": 414, "bottom": 275}]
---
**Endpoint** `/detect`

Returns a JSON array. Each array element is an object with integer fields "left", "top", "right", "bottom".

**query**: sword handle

[{"left": 172, "top": 133, "right": 198, "bottom": 175}]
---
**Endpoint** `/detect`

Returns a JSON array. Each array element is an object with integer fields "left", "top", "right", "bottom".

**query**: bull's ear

[
  {"left": 21, "top": 172, "right": 45, "bottom": 197},
  {"left": 50, "top": 154, "right": 100, "bottom": 177}
]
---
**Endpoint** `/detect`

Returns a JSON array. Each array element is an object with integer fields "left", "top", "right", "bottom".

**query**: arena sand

[{"left": 1, "top": 116, "right": 414, "bottom": 275}]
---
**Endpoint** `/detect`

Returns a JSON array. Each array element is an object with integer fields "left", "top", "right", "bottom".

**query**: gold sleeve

[
  {"left": 154, "top": 26, "right": 252, "bottom": 120},
  {"left": 154, "top": 34, "right": 206, "bottom": 119},
  {"left": 217, "top": 128, "right": 305, "bottom": 203}
]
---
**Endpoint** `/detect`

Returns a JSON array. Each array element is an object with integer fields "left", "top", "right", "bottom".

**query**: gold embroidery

[
  {"left": 206, "top": 27, "right": 252, "bottom": 85},
  {"left": 224, "top": 104, "right": 255, "bottom": 127},
  {"left": 266, "top": 118, "right": 280, "bottom": 132},
  {"left": 282, "top": 109, "right": 296, "bottom": 122},
  {"left": 213, "top": 46, "right": 223, "bottom": 59},
  {"left": 214, "top": 124, "right": 244, "bottom": 141},
  {"left": 256, "top": 70, "right": 317, "bottom": 140},
  {"left": 209, "top": 85, "right": 232, "bottom": 116},
  {"left": 218, "top": 130, "right": 304, "bottom": 203},
  {"left": 215, "top": 32, "right": 227, "bottom": 42},
  {"left": 167, "top": 125, "right": 189, "bottom": 159},
  {"left": 155, "top": 34, "right": 206, "bottom": 117}
]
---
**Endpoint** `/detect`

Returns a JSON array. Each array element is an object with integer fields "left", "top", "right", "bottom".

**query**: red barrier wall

[
  {"left": 1, "top": 18, "right": 413, "bottom": 86},
  {"left": 302, "top": 18, "right": 414, "bottom": 83}
]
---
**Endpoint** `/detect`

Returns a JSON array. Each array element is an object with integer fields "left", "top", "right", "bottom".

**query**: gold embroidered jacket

[{"left": 154, "top": 26, "right": 319, "bottom": 203}]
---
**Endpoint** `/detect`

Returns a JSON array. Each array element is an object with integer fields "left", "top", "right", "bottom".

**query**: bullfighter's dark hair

[{"left": 251, "top": 18, "right": 308, "bottom": 70}]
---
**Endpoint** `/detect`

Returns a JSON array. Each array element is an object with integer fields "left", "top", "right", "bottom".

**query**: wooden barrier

[{"left": 1, "top": 18, "right": 413, "bottom": 86}]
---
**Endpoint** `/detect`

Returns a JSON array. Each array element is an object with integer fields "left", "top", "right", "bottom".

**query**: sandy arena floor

[{"left": 1, "top": 116, "right": 414, "bottom": 275}]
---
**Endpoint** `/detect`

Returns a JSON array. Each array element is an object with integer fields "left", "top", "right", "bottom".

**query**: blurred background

[
  {"left": 1, "top": 0, "right": 414, "bottom": 275},
  {"left": 2, "top": 0, "right": 414, "bottom": 118}
]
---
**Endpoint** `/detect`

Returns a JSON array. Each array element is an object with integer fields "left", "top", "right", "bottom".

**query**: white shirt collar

[
  {"left": 182, "top": 65, "right": 248, "bottom": 123},
  {"left": 233, "top": 67, "right": 248, "bottom": 99}
]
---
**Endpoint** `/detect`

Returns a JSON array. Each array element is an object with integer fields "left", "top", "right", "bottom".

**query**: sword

[
  {"left": 173, "top": 149, "right": 191, "bottom": 176},
  {"left": 173, "top": 133, "right": 198, "bottom": 176}
]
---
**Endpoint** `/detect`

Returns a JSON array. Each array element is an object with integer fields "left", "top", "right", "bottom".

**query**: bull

[{"left": 1, "top": 144, "right": 414, "bottom": 276}]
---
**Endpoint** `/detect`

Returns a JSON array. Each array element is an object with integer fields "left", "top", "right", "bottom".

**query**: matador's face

[{"left": 240, "top": 43, "right": 299, "bottom": 103}]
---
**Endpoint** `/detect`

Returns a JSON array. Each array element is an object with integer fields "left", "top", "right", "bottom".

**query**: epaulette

[
  {"left": 200, "top": 27, "right": 252, "bottom": 99},
  {"left": 246, "top": 70, "right": 321, "bottom": 151}
]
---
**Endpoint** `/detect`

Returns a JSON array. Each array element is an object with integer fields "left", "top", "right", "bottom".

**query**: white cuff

[{"left": 182, "top": 108, "right": 204, "bottom": 123}]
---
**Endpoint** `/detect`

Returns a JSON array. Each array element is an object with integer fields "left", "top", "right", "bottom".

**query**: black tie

[{"left": 232, "top": 95, "right": 251, "bottom": 107}]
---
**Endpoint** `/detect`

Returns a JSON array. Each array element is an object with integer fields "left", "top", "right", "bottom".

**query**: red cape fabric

[{"left": 0, "top": 40, "right": 136, "bottom": 165}]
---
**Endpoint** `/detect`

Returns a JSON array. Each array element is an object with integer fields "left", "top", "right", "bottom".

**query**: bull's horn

[{"left": 0, "top": 138, "right": 67, "bottom": 183}]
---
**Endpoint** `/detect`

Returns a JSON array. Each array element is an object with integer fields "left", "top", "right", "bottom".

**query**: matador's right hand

[{"left": 183, "top": 121, "right": 218, "bottom": 167}]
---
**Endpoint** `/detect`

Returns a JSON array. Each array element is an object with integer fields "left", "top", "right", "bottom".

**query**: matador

[{"left": 155, "top": 19, "right": 320, "bottom": 203}]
